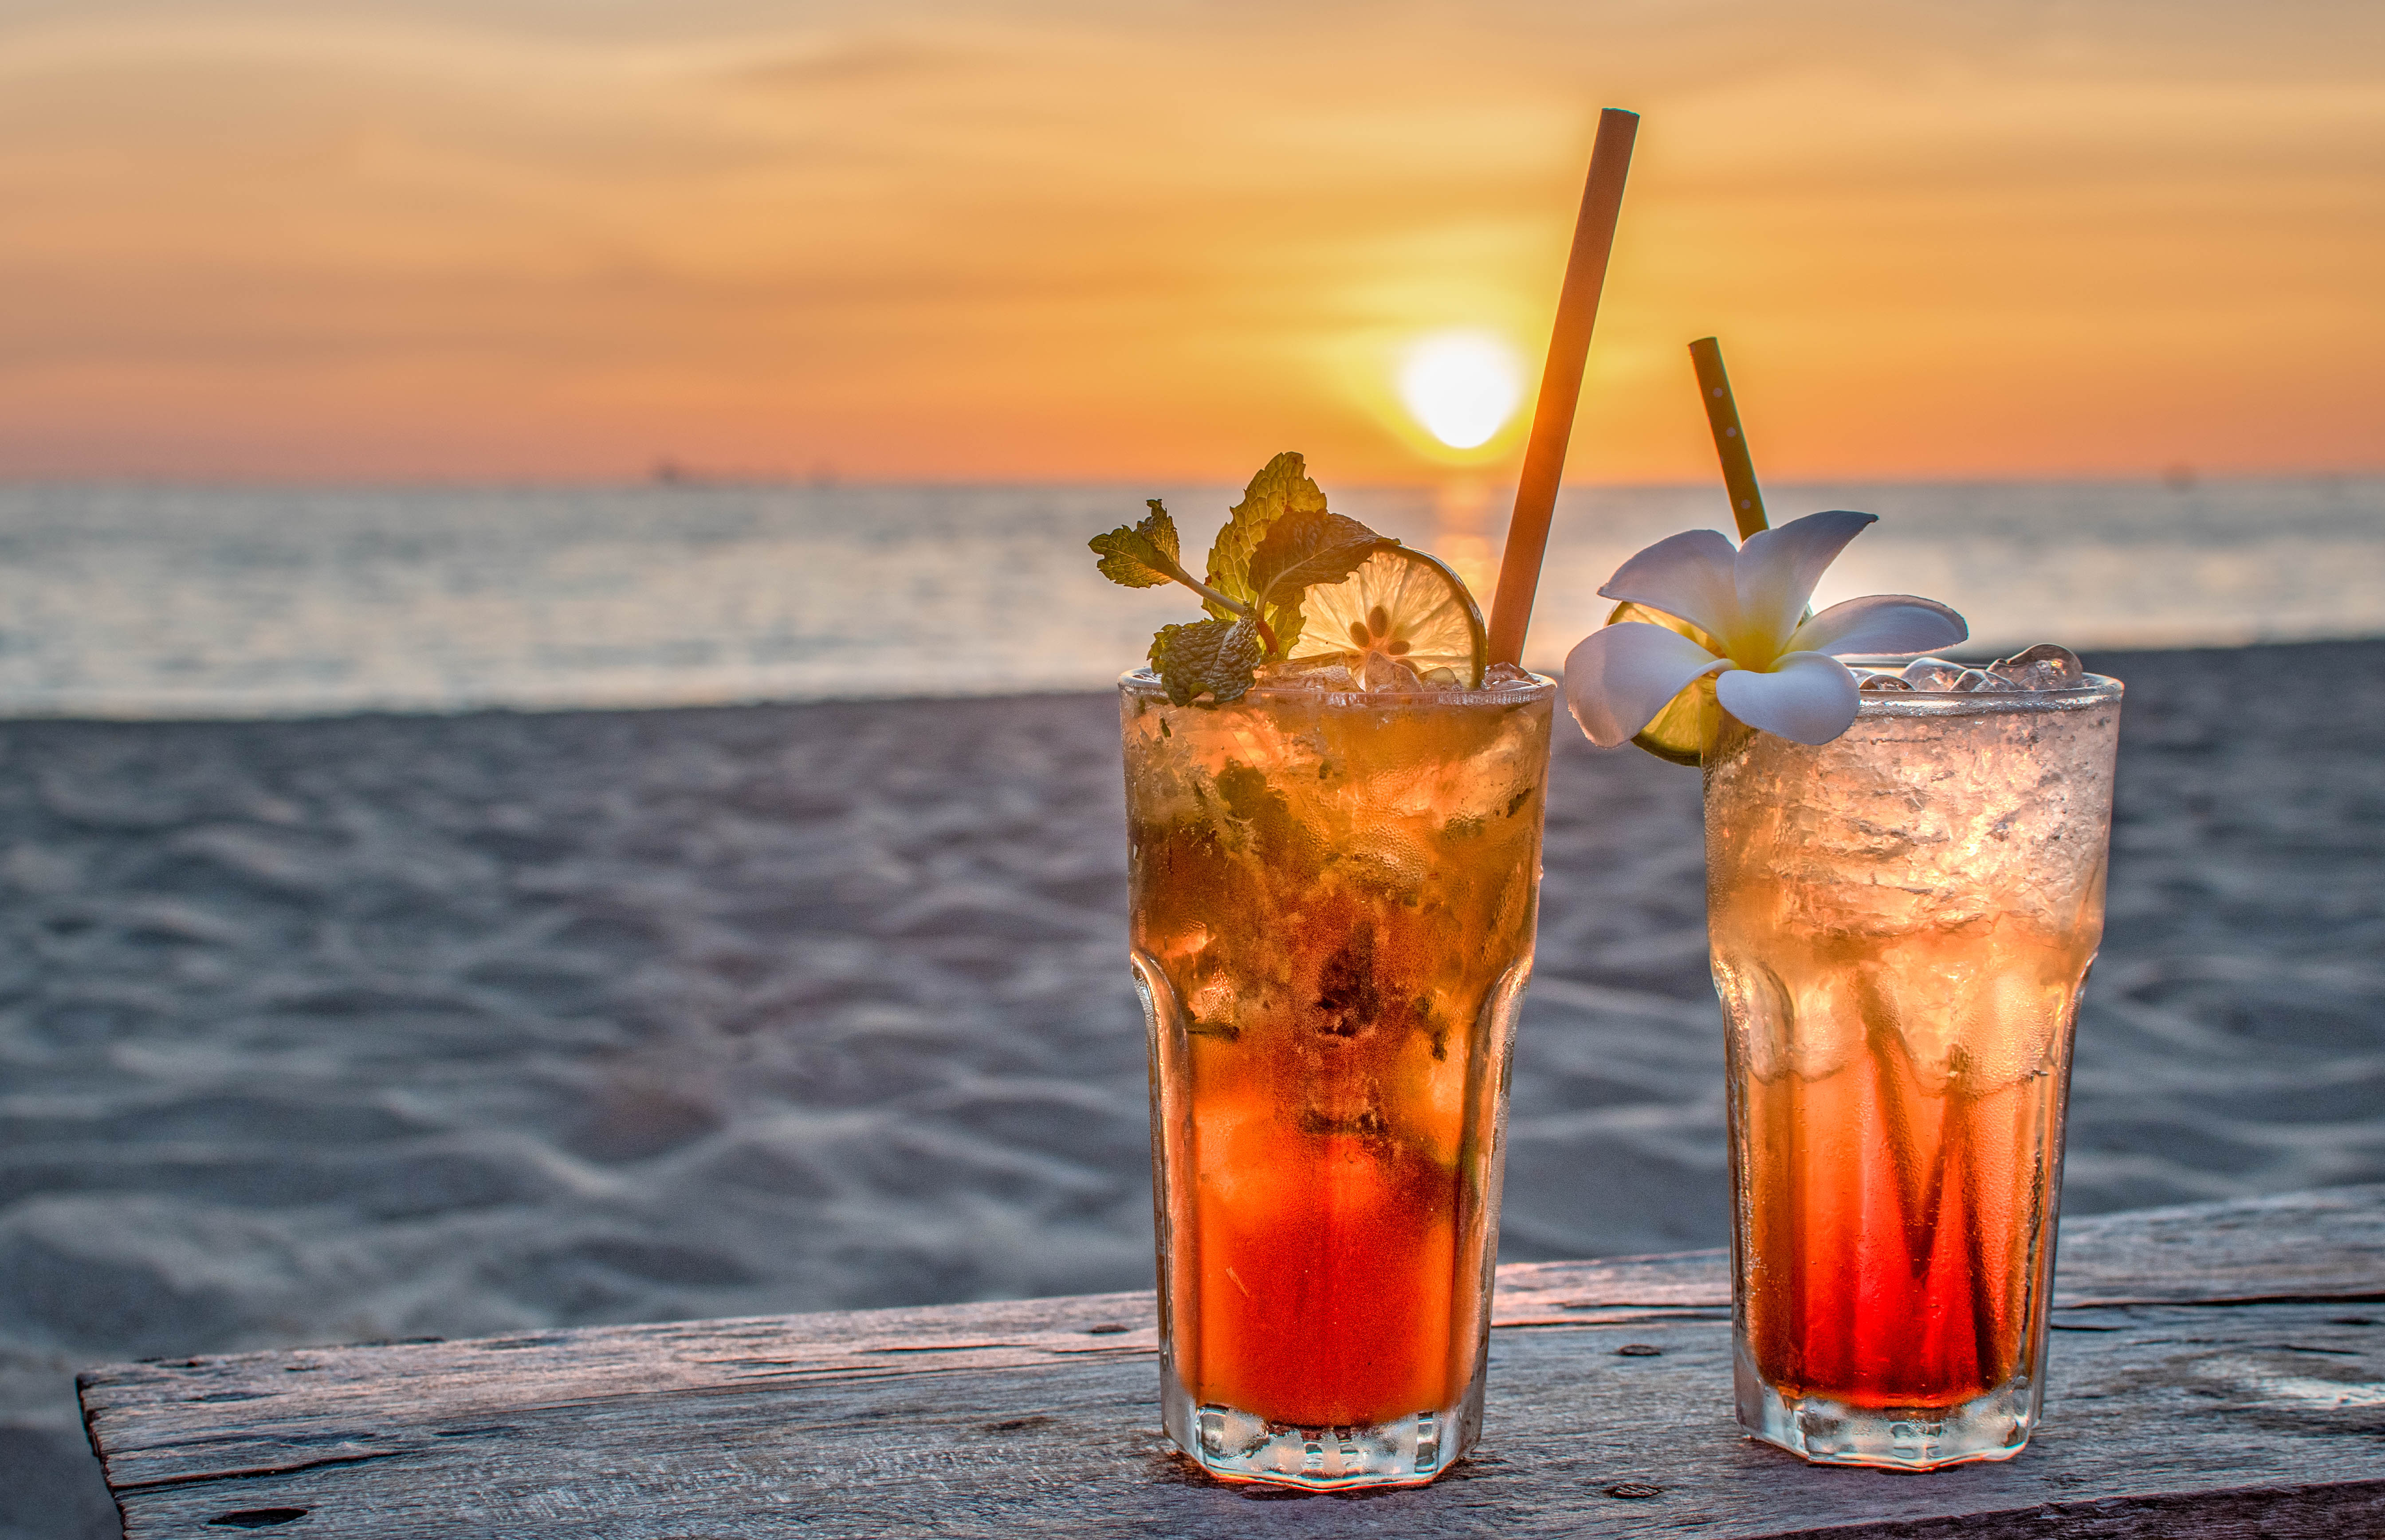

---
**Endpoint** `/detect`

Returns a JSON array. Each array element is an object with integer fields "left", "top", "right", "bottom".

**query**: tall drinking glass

[
  {"left": 1705, "top": 674, "right": 2123, "bottom": 1469},
  {"left": 1120, "top": 668, "right": 1555, "bottom": 1489}
]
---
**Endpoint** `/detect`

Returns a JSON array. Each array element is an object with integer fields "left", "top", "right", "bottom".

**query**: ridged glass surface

[
  {"left": 1122, "top": 671, "right": 1552, "bottom": 1488},
  {"left": 1705, "top": 680, "right": 2122, "bottom": 1468}
]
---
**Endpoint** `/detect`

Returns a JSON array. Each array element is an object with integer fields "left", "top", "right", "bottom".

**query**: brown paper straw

[
  {"left": 1485, "top": 107, "right": 1639, "bottom": 668},
  {"left": 1689, "top": 337, "right": 1770, "bottom": 539}
]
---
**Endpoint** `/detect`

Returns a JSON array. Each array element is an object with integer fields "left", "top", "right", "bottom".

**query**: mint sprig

[{"left": 1090, "top": 455, "right": 1392, "bottom": 704}]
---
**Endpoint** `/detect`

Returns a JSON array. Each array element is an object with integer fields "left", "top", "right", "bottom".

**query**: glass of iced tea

[
  {"left": 1120, "top": 667, "right": 1554, "bottom": 1488},
  {"left": 1703, "top": 666, "right": 2122, "bottom": 1468}
]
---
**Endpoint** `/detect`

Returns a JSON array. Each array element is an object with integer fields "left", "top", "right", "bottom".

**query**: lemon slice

[
  {"left": 1285, "top": 546, "right": 1489, "bottom": 687},
  {"left": 1609, "top": 600, "right": 1723, "bottom": 766}
]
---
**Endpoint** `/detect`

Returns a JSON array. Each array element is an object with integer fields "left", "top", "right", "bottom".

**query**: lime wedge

[
  {"left": 1608, "top": 600, "right": 1724, "bottom": 766},
  {"left": 1285, "top": 546, "right": 1489, "bottom": 687}
]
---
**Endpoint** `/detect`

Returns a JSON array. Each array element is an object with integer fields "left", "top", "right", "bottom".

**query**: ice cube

[
  {"left": 1256, "top": 658, "right": 1356, "bottom": 691},
  {"left": 1716, "top": 955, "right": 1866, "bottom": 1083},
  {"left": 1957, "top": 969, "right": 2064, "bottom": 1089},
  {"left": 1962, "top": 668, "right": 2026, "bottom": 692},
  {"left": 1344, "top": 824, "right": 1432, "bottom": 891},
  {"left": 1900, "top": 658, "right": 1969, "bottom": 690},
  {"left": 1857, "top": 671, "right": 1914, "bottom": 692},
  {"left": 1989, "top": 642, "right": 2086, "bottom": 691},
  {"left": 1856, "top": 959, "right": 1965, "bottom": 1094},
  {"left": 1356, "top": 652, "right": 1426, "bottom": 692}
]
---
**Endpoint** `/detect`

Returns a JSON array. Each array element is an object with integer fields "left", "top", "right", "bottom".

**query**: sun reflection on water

[{"left": 1430, "top": 477, "right": 1500, "bottom": 604}]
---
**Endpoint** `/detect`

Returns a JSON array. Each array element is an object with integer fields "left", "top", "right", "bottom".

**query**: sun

[{"left": 1396, "top": 331, "right": 1526, "bottom": 451}]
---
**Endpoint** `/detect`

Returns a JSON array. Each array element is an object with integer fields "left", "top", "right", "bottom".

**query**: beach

[{"left": 5, "top": 638, "right": 2382, "bottom": 1538}]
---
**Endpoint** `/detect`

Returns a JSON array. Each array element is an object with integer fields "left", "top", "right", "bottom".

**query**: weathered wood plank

[
  {"left": 81, "top": 1187, "right": 2385, "bottom": 1538},
  {"left": 2046, "top": 1184, "right": 2385, "bottom": 1307}
]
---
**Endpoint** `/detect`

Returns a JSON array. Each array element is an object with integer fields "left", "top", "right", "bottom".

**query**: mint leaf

[
  {"left": 1249, "top": 509, "right": 1384, "bottom": 596},
  {"left": 1089, "top": 500, "right": 1185, "bottom": 589},
  {"left": 1148, "top": 617, "right": 1265, "bottom": 705},
  {"left": 1247, "top": 508, "right": 1390, "bottom": 653},
  {"left": 1204, "top": 452, "right": 1327, "bottom": 618}
]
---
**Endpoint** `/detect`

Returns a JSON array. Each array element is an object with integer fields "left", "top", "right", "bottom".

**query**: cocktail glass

[
  {"left": 1120, "top": 667, "right": 1555, "bottom": 1489},
  {"left": 1704, "top": 671, "right": 2122, "bottom": 1469}
]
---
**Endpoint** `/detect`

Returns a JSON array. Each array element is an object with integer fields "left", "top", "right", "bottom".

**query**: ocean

[{"left": 0, "top": 476, "right": 2378, "bottom": 718}]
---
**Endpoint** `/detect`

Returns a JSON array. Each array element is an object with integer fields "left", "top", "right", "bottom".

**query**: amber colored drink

[
  {"left": 1705, "top": 676, "right": 2122, "bottom": 1468},
  {"left": 1120, "top": 668, "right": 1553, "bottom": 1488}
]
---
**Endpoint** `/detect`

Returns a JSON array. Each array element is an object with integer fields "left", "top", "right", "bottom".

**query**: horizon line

[{"left": 2, "top": 467, "right": 2381, "bottom": 496}]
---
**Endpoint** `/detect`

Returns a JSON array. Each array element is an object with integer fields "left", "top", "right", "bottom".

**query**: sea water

[{"left": 0, "top": 476, "right": 2375, "bottom": 718}]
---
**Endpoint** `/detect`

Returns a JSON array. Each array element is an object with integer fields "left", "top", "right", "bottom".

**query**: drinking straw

[
  {"left": 1689, "top": 336, "right": 1771, "bottom": 539},
  {"left": 1485, "top": 107, "right": 1639, "bottom": 668}
]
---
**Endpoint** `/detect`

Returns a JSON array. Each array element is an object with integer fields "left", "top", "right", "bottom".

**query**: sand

[{"left": 4, "top": 639, "right": 2381, "bottom": 1538}]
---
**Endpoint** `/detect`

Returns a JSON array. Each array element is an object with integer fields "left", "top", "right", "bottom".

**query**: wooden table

[{"left": 79, "top": 1186, "right": 2385, "bottom": 1537}]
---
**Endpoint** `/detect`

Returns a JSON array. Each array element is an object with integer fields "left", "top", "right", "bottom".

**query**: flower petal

[
  {"left": 1596, "top": 528, "right": 1741, "bottom": 638},
  {"left": 1562, "top": 623, "right": 1729, "bottom": 748},
  {"left": 1713, "top": 651, "right": 1861, "bottom": 745},
  {"left": 1733, "top": 510, "right": 1878, "bottom": 649},
  {"left": 1788, "top": 593, "right": 1970, "bottom": 658}
]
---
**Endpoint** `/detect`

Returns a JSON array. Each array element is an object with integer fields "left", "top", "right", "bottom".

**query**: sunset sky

[{"left": 0, "top": 0, "right": 2378, "bottom": 485}]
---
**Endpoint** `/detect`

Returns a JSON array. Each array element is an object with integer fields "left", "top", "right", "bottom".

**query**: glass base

[
  {"left": 1737, "top": 1348, "right": 2038, "bottom": 1470},
  {"left": 1162, "top": 1371, "right": 1481, "bottom": 1489}
]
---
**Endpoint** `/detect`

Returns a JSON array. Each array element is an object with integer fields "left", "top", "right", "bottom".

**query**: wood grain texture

[{"left": 82, "top": 1187, "right": 2385, "bottom": 1538}]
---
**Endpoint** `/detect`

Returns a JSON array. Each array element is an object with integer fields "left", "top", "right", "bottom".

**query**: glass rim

[
  {"left": 1118, "top": 666, "right": 1556, "bottom": 705},
  {"left": 1847, "top": 668, "right": 2123, "bottom": 717}
]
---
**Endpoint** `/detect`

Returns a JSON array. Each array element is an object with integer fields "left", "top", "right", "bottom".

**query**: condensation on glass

[
  {"left": 1119, "top": 669, "right": 1554, "bottom": 1489},
  {"left": 1705, "top": 675, "right": 2123, "bottom": 1469}
]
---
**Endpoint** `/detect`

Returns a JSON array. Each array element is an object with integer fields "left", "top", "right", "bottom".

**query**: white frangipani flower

[{"left": 1563, "top": 510, "right": 1968, "bottom": 748}]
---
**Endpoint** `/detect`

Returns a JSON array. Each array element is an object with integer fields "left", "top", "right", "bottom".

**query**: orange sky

[{"left": 0, "top": 0, "right": 2379, "bottom": 485}]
